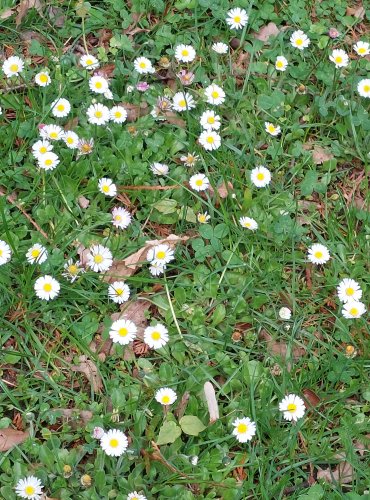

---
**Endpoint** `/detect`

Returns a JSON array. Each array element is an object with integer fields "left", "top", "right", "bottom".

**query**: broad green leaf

[
  {"left": 179, "top": 416, "right": 206, "bottom": 436},
  {"left": 156, "top": 421, "right": 182, "bottom": 445}
]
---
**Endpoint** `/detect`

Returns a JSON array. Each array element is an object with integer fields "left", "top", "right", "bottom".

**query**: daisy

[
  {"left": 250, "top": 166, "right": 271, "bottom": 188},
  {"left": 307, "top": 243, "right": 330, "bottom": 265},
  {"left": 180, "top": 152, "right": 199, "bottom": 167},
  {"left": 37, "top": 152, "right": 60, "bottom": 171},
  {"left": 290, "top": 30, "right": 310, "bottom": 50},
  {"left": 109, "top": 318, "right": 137, "bottom": 345},
  {"left": 150, "top": 162, "right": 169, "bottom": 175},
  {"left": 108, "top": 281, "right": 130, "bottom": 304},
  {"left": 77, "top": 138, "right": 94, "bottom": 156},
  {"left": 136, "top": 81, "right": 150, "bottom": 92},
  {"left": 98, "top": 178, "right": 117, "bottom": 197},
  {"left": 86, "top": 103, "right": 110, "bottom": 125},
  {"left": 111, "top": 207, "right": 132, "bottom": 229},
  {"left": 34, "top": 275, "right": 60, "bottom": 301},
  {"left": 155, "top": 387, "right": 177, "bottom": 405},
  {"left": 110, "top": 106, "right": 127, "bottom": 124},
  {"left": 279, "top": 394, "right": 306, "bottom": 421},
  {"left": 265, "top": 122, "right": 281, "bottom": 136},
  {"left": 100, "top": 429, "right": 128, "bottom": 457},
  {"left": 342, "top": 301, "right": 366, "bottom": 319},
  {"left": 147, "top": 244, "right": 174, "bottom": 266},
  {"left": 35, "top": 71, "right": 51, "bottom": 87},
  {"left": 239, "top": 216, "right": 258, "bottom": 230},
  {"left": 2, "top": 56, "right": 24, "bottom": 77},
  {"left": 40, "top": 124, "right": 64, "bottom": 141},
  {"left": 357, "top": 79, "right": 370, "bottom": 98},
  {"left": 0, "top": 240, "right": 12, "bottom": 266},
  {"left": 92, "top": 426, "right": 105, "bottom": 439},
  {"left": 204, "top": 84, "right": 225, "bottom": 105},
  {"left": 134, "top": 57, "right": 155, "bottom": 74},
  {"left": 200, "top": 110, "right": 221, "bottom": 130},
  {"left": 226, "top": 8, "right": 248, "bottom": 30},
  {"left": 127, "top": 492, "right": 147, "bottom": 500},
  {"left": 176, "top": 69, "right": 195, "bottom": 86},
  {"left": 80, "top": 54, "right": 99, "bottom": 70},
  {"left": 51, "top": 98, "right": 71, "bottom": 118},
  {"left": 354, "top": 41, "right": 370, "bottom": 57},
  {"left": 87, "top": 244, "right": 113, "bottom": 272},
  {"left": 232, "top": 417, "right": 256, "bottom": 443},
  {"left": 337, "top": 278, "right": 362, "bottom": 303},
  {"left": 62, "top": 259, "right": 84, "bottom": 283},
  {"left": 329, "top": 49, "right": 349, "bottom": 68},
  {"left": 172, "top": 92, "right": 196, "bottom": 112},
  {"left": 26, "top": 243, "right": 48, "bottom": 264},
  {"left": 144, "top": 323, "right": 169, "bottom": 349},
  {"left": 212, "top": 42, "right": 228, "bottom": 54},
  {"left": 89, "top": 75, "right": 109, "bottom": 94},
  {"left": 197, "top": 212, "right": 211, "bottom": 224},
  {"left": 31, "top": 139, "right": 53, "bottom": 158},
  {"left": 189, "top": 173, "right": 210, "bottom": 191},
  {"left": 15, "top": 475, "right": 43, "bottom": 499},
  {"left": 63, "top": 130, "right": 79, "bottom": 149},
  {"left": 104, "top": 89, "right": 114, "bottom": 99},
  {"left": 275, "top": 56, "right": 288, "bottom": 72},
  {"left": 149, "top": 262, "right": 166, "bottom": 276},
  {"left": 198, "top": 130, "right": 221, "bottom": 150},
  {"left": 279, "top": 307, "right": 292, "bottom": 320},
  {"left": 175, "top": 44, "right": 196, "bottom": 63}
]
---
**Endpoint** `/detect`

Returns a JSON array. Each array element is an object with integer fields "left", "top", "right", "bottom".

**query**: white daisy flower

[
  {"left": 98, "top": 177, "right": 117, "bottom": 197},
  {"left": 200, "top": 110, "right": 221, "bottom": 130},
  {"left": 204, "top": 84, "right": 225, "bottom": 105},
  {"left": 354, "top": 41, "right": 370, "bottom": 57},
  {"left": 104, "top": 89, "right": 114, "bottom": 99},
  {"left": 149, "top": 262, "right": 166, "bottom": 276},
  {"left": 329, "top": 49, "right": 349, "bottom": 68},
  {"left": 144, "top": 323, "right": 169, "bottom": 349},
  {"left": 109, "top": 318, "right": 137, "bottom": 345},
  {"left": 147, "top": 244, "right": 174, "bottom": 266},
  {"left": 100, "top": 429, "right": 128, "bottom": 457},
  {"left": 342, "top": 300, "right": 366, "bottom": 319},
  {"left": 250, "top": 166, "right": 271, "bottom": 188},
  {"left": 37, "top": 152, "right": 60, "bottom": 171},
  {"left": 172, "top": 92, "right": 196, "bottom": 112},
  {"left": 26, "top": 244, "right": 48, "bottom": 264},
  {"left": 198, "top": 130, "right": 221, "bottom": 150},
  {"left": 35, "top": 71, "right": 51, "bottom": 87},
  {"left": 89, "top": 75, "right": 109, "bottom": 94},
  {"left": 15, "top": 475, "right": 43, "bottom": 499},
  {"left": 62, "top": 259, "right": 84, "bottom": 283},
  {"left": 127, "top": 492, "right": 147, "bottom": 500},
  {"left": 337, "top": 278, "right": 362, "bottom": 303},
  {"left": 92, "top": 426, "right": 105, "bottom": 439},
  {"left": 63, "top": 130, "right": 79, "bottom": 149},
  {"left": 0, "top": 240, "right": 12, "bottom": 266},
  {"left": 87, "top": 244, "right": 113, "bottom": 273},
  {"left": 51, "top": 98, "right": 71, "bottom": 118},
  {"left": 290, "top": 30, "right": 310, "bottom": 50},
  {"left": 232, "top": 417, "right": 257, "bottom": 443},
  {"left": 32, "top": 139, "right": 53, "bottom": 158},
  {"left": 239, "top": 216, "right": 258, "bottom": 231},
  {"left": 275, "top": 56, "right": 288, "bottom": 72},
  {"left": 279, "top": 307, "right": 292, "bottom": 320},
  {"left": 180, "top": 152, "right": 199, "bottom": 167},
  {"left": 197, "top": 212, "right": 211, "bottom": 224},
  {"left": 112, "top": 207, "right": 132, "bottom": 229},
  {"left": 189, "top": 173, "right": 210, "bottom": 191},
  {"left": 226, "top": 8, "right": 248, "bottom": 30},
  {"left": 2, "top": 56, "right": 24, "bottom": 77},
  {"left": 40, "top": 124, "right": 64, "bottom": 141},
  {"left": 212, "top": 42, "right": 228, "bottom": 54},
  {"left": 80, "top": 54, "right": 99, "bottom": 70},
  {"left": 357, "top": 79, "right": 370, "bottom": 98},
  {"left": 279, "top": 394, "right": 306, "bottom": 421},
  {"left": 108, "top": 281, "right": 130, "bottom": 304},
  {"left": 34, "top": 275, "right": 60, "bottom": 301},
  {"left": 175, "top": 44, "right": 196, "bottom": 63},
  {"left": 155, "top": 387, "right": 177, "bottom": 406},
  {"left": 307, "top": 243, "right": 330, "bottom": 265},
  {"left": 150, "top": 162, "right": 169, "bottom": 175},
  {"left": 86, "top": 103, "right": 110, "bottom": 125},
  {"left": 134, "top": 56, "right": 155, "bottom": 74},
  {"left": 110, "top": 106, "right": 127, "bottom": 124},
  {"left": 265, "top": 122, "right": 281, "bottom": 136}
]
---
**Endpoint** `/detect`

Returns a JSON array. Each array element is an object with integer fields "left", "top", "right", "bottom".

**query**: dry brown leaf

[
  {"left": 64, "top": 117, "right": 79, "bottom": 131},
  {"left": 103, "top": 234, "right": 189, "bottom": 282},
  {"left": 259, "top": 330, "right": 306, "bottom": 369},
  {"left": 302, "top": 388, "right": 321, "bottom": 408},
  {"left": 51, "top": 408, "right": 93, "bottom": 428},
  {"left": 216, "top": 181, "right": 233, "bottom": 199},
  {"left": 78, "top": 195, "right": 90, "bottom": 209},
  {"left": 346, "top": 5, "right": 365, "bottom": 19},
  {"left": 0, "top": 7, "right": 15, "bottom": 19},
  {"left": 47, "top": 6, "right": 65, "bottom": 27},
  {"left": 254, "top": 22, "right": 280, "bottom": 42},
  {"left": 163, "top": 111, "right": 186, "bottom": 128},
  {"left": 174, "top": 391, "right": 190, "bottom": 420},
  {"left": 0, "top": 427, "right": 29, "bottom": 451},
  {"left": 317, "top": 461, "right": 353, "bottom": 484},
  {"left": 232, "top": 51, "right": 250, "bottom": 76},
  {"left": 123, "top": 102, "right": 150, "bottom": 122},
  {"left": 204, "top": 382, "right": 219, "bottom": 423},
  {"left": 16, "top": 0, "right": 44, "bottom": 27},
  {"left": 312, "top": 146, "right": 334, "bottom": 165},
  {"left": 71, "top": 355, "right": 103, "bottom": 393}
]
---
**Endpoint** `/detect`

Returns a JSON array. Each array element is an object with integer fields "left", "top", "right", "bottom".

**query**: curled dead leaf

[
  {"left": 0, "top": 427, "right": 29, "bottom": 451},
  {"left": 259, "top": 330, "right": 306, "bottom": 370},
  {"left": 302, "top": 388, "right": 321, "bottom": 408},
  {"left": 163, "top": 111, "right": 186, "bottom": 128},
  {"left": 78, "top": 195, "right": 90, "bottom": 209},
  {"left": 71, "top": 355, "right": 103, "bottom": 393},
  {"left": 204, "top": 381, "right": 219, "bottom": 423},
  {"left": 317, "top": 460, "right": 353, "bottom": 484},
  {"left": 0, "top": 8, "right": 15, "bottom": 19},
  {"left": 174, "top": 391, "right": 190, "bottom": 420},
  {"left": 216, "top": 181, "right": 234, "bottom": 199},
  {"left": 123, "top": 102, "right": 150, "bottom": 122},
  {"left": 254, "top": 22, "right": 280, "bottom": 42},
  {"left": 346, "top": 5, "right": 365, "bottom": 19},
  {"left": 312, "top": 146, "right": 334, "bottom": 165},
  {"left": 16, "top": 0, "right": 44, "bottom": 27}
]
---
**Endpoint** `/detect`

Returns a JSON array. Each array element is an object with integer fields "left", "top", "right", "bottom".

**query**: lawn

[{"left": 0, "top": 0, "right": 369, "bottom": 499}]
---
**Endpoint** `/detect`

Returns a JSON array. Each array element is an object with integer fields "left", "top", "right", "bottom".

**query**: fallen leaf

[
  {"left": 71, "top": 355, "right": 103, "bottom": 393},
  {"left": 16, "top": 0, "right": 44, "bottom": 27},
  {"left": 259, "top": 330, "right": 306, "bottom": 370},
  {"left": 216, "top": 181, "right": 233, "bottom": 199},
  {"left": 64, "top": 117, "right": 79, "bottom": 131},
  {"left": 302, "top": 388, "right": 321, "bottom": 408},
  {"left": 163, "top": 111, "right": 186, "bottom": 128},
  {"left": 0, "top": 427, "right": 29, "bottom": 451},
  {"left": 204, "top": 381, "right": 219, "bottom": 423},
  {"left": 78, "top": 195, "right": 90, "bottom": 209},
  {"left": 51, "top": 408, "right": 93, "bottom": 428},
  {"left": 0, "top": 7, "right": 15, "bottom": 19},
  {"left": 312, "top": 146, "right": 334, "bottom": 165},
  {"left": 254, "top": 22, "right": 280, "bottom": 42},
  {"left": 174, "top": 391, "right": 190, "bottom": 420},
  {"left": 317, "top": 461, "right": 353, "bottom": 484},
  {"left": 232, "top": 51, "right": 250, "bottom": 76},
  {"left": 47, "top": 6, "right": 65, "bottom": 27},
  {"left": 123, "top": 102, "right": 150, "bottom": 122},
  {"left": 346, "top": 5, "right": 365, "bottom": 19}
]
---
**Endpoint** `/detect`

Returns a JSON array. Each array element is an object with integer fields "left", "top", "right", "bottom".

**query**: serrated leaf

[
  {"left": 179, "top": 416, "right": 206, "bottom": 436},
  {"left": 156, "top": 421, "right": 182, "bottom": 445}
]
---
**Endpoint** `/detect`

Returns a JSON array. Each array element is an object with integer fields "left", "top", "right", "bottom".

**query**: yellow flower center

[
  {"left": 237, "top": 423, "right": 247, "bottom": 433},
  {"left": 162, "top": 395, "right": 170, "bottom": 404},
  {"left": 25, "top": 486, "right": 35, "bottom": 495},
  {"left": 349, "top": 307, "right": 358, "bottom": 316},
  {"left": 187, "top": 155, "right": 194, "bottom": 163},
  {"left": 66, "top": 137, "right": 74, "bottom": 144},
  {"left": 57, "top": 104, "right": 65, "bottom": 111},
  {"left": 102, "top": 185, "right": 109, "bottom": 193},
  {"left": 45, "top": 159, "right": 53, "bottom": 166},
  {"left": 335, "top": 56, "right": 342, "bottom": 64},
  {"left": 182, "top": 49, "right": 189, "bottom": 56},
  {"left": 244, "top": 222, "right": 251, "bottom": 227},
  {"left": 207, "top": 116, "right": 215, "bottom": 124},
  {"left": 95, "top": 81, "right": 102, "bottom": 89},
  {"left": 195, "top": 179, "right": 203, "bottom": 186},
  {"left": 118, "top": 327, "right": 128, "bottom": 337},
  {"left": 268, "top": 125, "right": 275, "bottom": 133},
  {"left": 296, "top": 39, "right": 303, "bottom": 46},
  {"left": 39, "top": 146, "right": 47, "bottom": 153},
  {"left": 211, "top": 90, "right": 219, "bottom": 98},
  {"left": 68, "top": 264, "right": 78, "bottom": 274},
  {"left": 39, "top": 73, "right": 48, "bottom": 82},
  {"left": 206, "top": 136, "right": 214, "bottom": 143},
  {"left": 115, "top": 215, "right": 122, "bottom": 221},
  {"left": 109, "top": 438, "right": 119, "bottom": 448},
  {"left": 0, "top": 249, "right": 3, "bottom": 256},
  {"left": 276, "top": 60, "right": 284, "bottom": 68},
  {"left": 179, "top": 99, "right": 186, "bottom": 107},
  {"left": 31, "top": 249, "right": 41, "bottom": 258},
  {"left": 50, "top": 131, "right": 58, "bottom": 139},
  {"left": 86, "top": 59, "right": 93, "bottom": 65},
  {"left": 43, "top": 283, "right": 52, "bottom": 292},
  {"left": 363, "top": 85, "right": 370, "bottom": 93},
  {"left": 156, "top": 251, "right": 166, "bottom": 260},
  {"left": 346, "top": 345, "right": 355, "bottom": 355},
  {"left": 257, "top": 173, "right": 265, "bottom": 180},
  {"left": 358, "top": 47, "right": 366, "bottom": 54},
  {"left": 81, "top": 143, "right": 92, "bottom": 153},
  {"left": 234, "top": 15, "right": 241, "bottom": 23},
  {"left": 10, "top": 64, "right": 19, "bottom": 72},
  {"left": 151, "top": 331, "right": 161, "bottom": 340},
  {"left": 139, "top": 62, "right": 146, "bottom": 68},
  {"left": 287, "top": 403, "right": 297, "bottom": 413},
  {"left": 94, "top": 254, "right": 103, "bottom": 264},
  {"left": 115, "top": 288, "right": 123, "bottom": 295},
  {"left": 95, "top": 111, "right": 103, "bottom": 118},
  {"left": 115, "top": 112, "right": 122, "bottom": 118},
  {"left": 314, "top": 251, "right": 323, "bottom": 259},
  {"left": 345, "top": 287, "right": 354, "bottom": 296},
  {"left": 198, "top": 215, "right": 206, "bottom": 223}
]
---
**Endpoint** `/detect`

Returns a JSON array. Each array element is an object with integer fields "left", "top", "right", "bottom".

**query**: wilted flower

[
  {"left": 77, "top": 138, "right": 94, "bottom": 156},
  {"left": 136, "top": 82, "right": 150, "bottom": 92},
  {"left": 176, "top": 69, "right": 195, "bottom": 85}
]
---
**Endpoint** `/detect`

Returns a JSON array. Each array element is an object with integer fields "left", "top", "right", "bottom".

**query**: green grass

[{"left": 0, "top": 0, "right": 369, "bottom": 499}]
